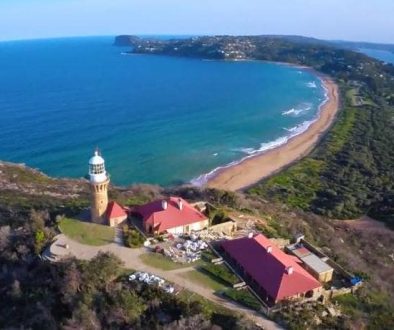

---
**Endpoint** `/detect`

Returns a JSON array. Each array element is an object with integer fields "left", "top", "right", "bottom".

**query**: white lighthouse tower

[{"left": 89, "top": 149, "right": 110, "bottom": 224}]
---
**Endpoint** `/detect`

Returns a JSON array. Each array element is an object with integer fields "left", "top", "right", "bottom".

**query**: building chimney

[
  {"left": 177, "top": 198, "right": 183, "bottom": 211},
  {"left": 294, "top": 233, "right": 305, "bottom": 244},
  {"left": 266, "top": 246, "right": 272, "bottom": 254},
  {"left": 286, "top": 266, "right": 294, "bottom": 275},
  {"left": 162, "top": 200, "right": 168, "bottom": 210}
]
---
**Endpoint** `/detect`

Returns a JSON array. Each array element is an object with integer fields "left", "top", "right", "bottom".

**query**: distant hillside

[
  {"left": 273, "top": 35, "right": 394, "bottom": 53},
  {"left": 332, "top": 40, "right": 394, "bottom": 53},
  {"left": 114, "top": 34, "right": 394, "bottom": 54}
]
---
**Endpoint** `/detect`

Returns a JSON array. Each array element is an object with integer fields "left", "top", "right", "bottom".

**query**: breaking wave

[
  {"left": 282, "top": 103, "right": 312, "bottom": 117},
  {"left": 306, "top": 81, "right": 317, "bottom": 88},
  {"left": 190, "top": 119, "right": 316, "bottom": 187},
  {"left": 191, "top": 76, "right": 330, "bottom": 187}
]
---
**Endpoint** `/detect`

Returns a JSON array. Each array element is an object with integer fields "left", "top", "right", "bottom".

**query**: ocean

[
  {"left": 359, "top": 48, "right": 394, "bottom": 64},
  {"left": 0, "top": 36, "right": 326, "bottom": 186}
]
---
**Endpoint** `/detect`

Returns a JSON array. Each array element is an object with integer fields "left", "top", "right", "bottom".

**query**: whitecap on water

[
  {"left": 306, "top": 81, "right": 317, "bottom": 88},
  {"left": 281, "top": 103, "right": 312, "bottom": 117}
]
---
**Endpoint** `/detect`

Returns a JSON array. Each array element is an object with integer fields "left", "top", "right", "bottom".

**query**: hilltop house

[
  {"left": 221, "top": 234, "right": 323, "bottom": 305},
  {"left": 134, "top": 197, "right": 209, "bottom": 235}
]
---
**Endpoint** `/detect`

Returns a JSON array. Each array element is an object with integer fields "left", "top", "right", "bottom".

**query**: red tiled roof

[
  {"left": 135, "top": 197, "right": 207, "bottom": 233},
  {"left": 221, "top": 234, "right": 321, "bottom": 302},
  {"left": 106, "top": 201, "right": 127, "bottom": 219}
]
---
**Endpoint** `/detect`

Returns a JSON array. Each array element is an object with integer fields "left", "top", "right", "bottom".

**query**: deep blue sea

[{"left": 0, "top": 37, "right": 326, "bottom": 186}]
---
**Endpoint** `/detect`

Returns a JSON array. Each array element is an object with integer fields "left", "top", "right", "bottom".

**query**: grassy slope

[
  {"left": 139, "top": 252, "right": 206, "bottom": 270},
  {"left": 59, "top": 218, "right": 115, "bottom": 246},
  {"left": 180, "top": 269, "right": 228, "bottom": 291}
]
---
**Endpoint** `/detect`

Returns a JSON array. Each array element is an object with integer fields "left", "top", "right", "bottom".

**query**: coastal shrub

[
  {"left": 201, "top": 263, "right": 238, "bottom": 286},
  {"left": 255, "top": 223, "right": 280, "bottom": 239},
  {"left": 123, "top": 226, "right": 145, "bottom": 248},
  {"left": 250, "top": 158, "right": 325, "bottom": 210},
  {"left": 249, "top": 99, "right": 394, "bottom": 222},
  {"left": 201, "top": 249, "right": 217, "bottom": 262},
  {"left": 333, "top": 291, "right": 394, "bottom": 329},
  {"left": 34, "top": 229, "right": 46, "bottom": 254},
  {"left": 211, "top": 209, "right": 230, "bottom": 226},
  {"left": 223, "top": 288, "right": 261, "bottom": 311}
]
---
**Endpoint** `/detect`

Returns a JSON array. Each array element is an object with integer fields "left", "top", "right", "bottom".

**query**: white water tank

[
  {"left": 286, "top": 266, "right": 294, "bottom": 275},
  {"left": 177, "top": 198, "right": 183, "bottom": 210},
  {"left": 162, "top": 200, "right": 168, "bottom": 210}
]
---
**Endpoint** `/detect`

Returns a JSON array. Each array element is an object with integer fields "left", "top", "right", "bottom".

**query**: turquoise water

[{"left": 0, "top": 37, "right": 326, "bottom": 186}]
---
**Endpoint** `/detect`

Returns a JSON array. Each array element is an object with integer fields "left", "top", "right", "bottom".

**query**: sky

[{"left": 0, "top": 0, "right": 393, "bottom": 43}]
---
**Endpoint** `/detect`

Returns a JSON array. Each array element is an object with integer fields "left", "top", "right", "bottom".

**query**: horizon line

[{"left": 0, "top": 33, "right": 393, "bottom": 46}]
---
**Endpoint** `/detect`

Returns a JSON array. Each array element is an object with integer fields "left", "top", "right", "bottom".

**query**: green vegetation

[
  {"left": 247, "top": 43, "right": 393, "bottom": 224},
  {"left": 346, "top": 88, "right": 359, "bottom": 106},
  {"left": 333, "top": 290, "right": 394, "bottom": 329},
  {"left": 273, "top": 300, "right": 341, "bottom": 330},
  {"left": 122, "top": 225, "right": 145, "bottom": 248},
  {"left": 250, "top": 96, "right": 394, "bottom": 224},
  {"left": 211, "top": 209, "right": 230, "bottom": 225},
  {"left": 58, "top": 217, "right": 114, "bottom": 246},
  {"left": 206, "top": 204, "right": 231, "bottom": 225},
  {"left": 223, "top": 288, "right": 261, "bottom": 311},
  {"left": 180, "top": 269, "right": 227, "bottom": 291},
  {"left": 201, "top": 249, "right": 218, "bottom": 262},
  {"left": 201, "top": 263, "right": 239, "bottom": 286},
  {"left": 1, "top": 249, "right": 258, "bottom": 329},
  {"left": 176, "top": 290, "right": 256, "bottom": 329},
  {"left": 139, "top": 252, "right": 205, "bottom": 270},
  {"left": 255, "top": 218, "right": 291, "bottom": 239},
  {"left": 1, "top": 164, "right": 53, "bottom": 185}
]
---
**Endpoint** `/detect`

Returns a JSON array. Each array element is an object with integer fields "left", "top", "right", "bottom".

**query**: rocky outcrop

[{"left": 113, "top": 35, "right": 142, "bottom": 47}]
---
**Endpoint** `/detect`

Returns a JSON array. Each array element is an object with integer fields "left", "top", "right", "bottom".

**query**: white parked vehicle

[
  {"left": 164, "top": 285, "right": 175, "bottom": 294},
  {"left": 128, "top": 271, "right": 175, "bottom": 293}
]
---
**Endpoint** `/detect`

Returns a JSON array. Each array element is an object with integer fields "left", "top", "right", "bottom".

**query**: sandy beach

[{"left": 207, "top": 74, "right": 339, "bottom": 191}]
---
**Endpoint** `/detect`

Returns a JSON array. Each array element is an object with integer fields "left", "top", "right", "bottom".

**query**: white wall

[{"left": 166, "top": 219, "right": 208, "bottom": 235}]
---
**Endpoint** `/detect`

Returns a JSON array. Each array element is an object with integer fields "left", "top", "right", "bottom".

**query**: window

[
  {"left": 305, "top": 290, "right": 314, "bottom": 298},
  {"left": 90, "top": 164, "right": 105, "bottom": 174}
]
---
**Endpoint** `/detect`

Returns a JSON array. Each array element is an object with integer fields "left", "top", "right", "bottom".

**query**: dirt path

[{"left": 48, "top": 234, "right": 282, "bottom": 330}]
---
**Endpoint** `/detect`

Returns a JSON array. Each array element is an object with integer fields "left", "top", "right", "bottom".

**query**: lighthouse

[{"left": 89, "top": 149, "right": 110, "bottom": 224}]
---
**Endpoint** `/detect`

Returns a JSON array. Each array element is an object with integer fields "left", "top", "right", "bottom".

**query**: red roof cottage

[
  {"left": 134, "top": 197, "right": 209, "bottom": 235},
  {"left": 106, "top": 201, "right": 128, "bottom": 227},
  {"left": 221, "top": 234, "right": 322, "bottom": 305}
]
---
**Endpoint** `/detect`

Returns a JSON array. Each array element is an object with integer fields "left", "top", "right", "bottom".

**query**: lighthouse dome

[
  {"left": 89, "top": 151, "right": 105, "bottom": 166},
  {"left": 88, "top": 150, "right": 108, "bottom": 183}
]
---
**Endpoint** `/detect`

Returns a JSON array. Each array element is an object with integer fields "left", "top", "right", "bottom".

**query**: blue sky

[{"left": 0, "top": 0, "right": 393, "bottom": 42}]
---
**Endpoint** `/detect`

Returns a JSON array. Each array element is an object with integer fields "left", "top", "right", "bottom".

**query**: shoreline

[{"left": 205, "top": 73, "right": 339, "bottom": 191}]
